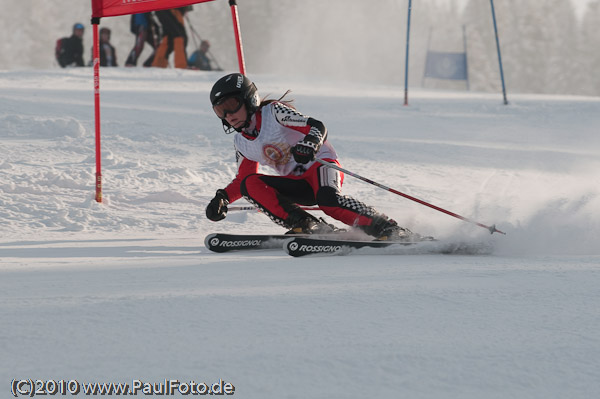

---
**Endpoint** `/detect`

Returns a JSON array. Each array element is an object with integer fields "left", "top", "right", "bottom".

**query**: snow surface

[{"left": 1, "top": 68, "right": 600, "bottom": 398}]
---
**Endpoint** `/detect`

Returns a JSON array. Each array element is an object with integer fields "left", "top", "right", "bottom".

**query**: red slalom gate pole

[
  {"left": 92, "top": 19, "right": 102, "bottom": 203},
  {"left": 316, "top": 159, "right": 505, "bottom": 235},
  {"left": 229, "top": 0, "right": 246, "bottom": 75}
]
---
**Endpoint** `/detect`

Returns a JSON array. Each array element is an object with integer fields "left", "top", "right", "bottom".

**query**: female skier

[{"left": 205, "top": 73, "right": 413, "bottom": 240}]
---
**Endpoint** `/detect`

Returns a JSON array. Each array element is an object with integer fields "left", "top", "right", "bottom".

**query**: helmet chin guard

[{"left": 221, "top": 119, "right": 237, "bottom": 134}]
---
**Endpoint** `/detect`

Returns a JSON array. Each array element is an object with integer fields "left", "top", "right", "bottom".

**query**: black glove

[
  {"left": 206, "top": 189, "right": 229, "bottom": 221},
  {"left": 291, "top": 137, "right": 320, "bottom": 164}
]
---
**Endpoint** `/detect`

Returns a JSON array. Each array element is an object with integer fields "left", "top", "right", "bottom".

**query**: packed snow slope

[{"left": 1, "top": 68, "right": 600, "bottom": 399}]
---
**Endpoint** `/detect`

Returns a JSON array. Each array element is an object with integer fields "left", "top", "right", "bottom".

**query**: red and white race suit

[{"left": 221, "top": 101, "right": 388, "bottom": 234}]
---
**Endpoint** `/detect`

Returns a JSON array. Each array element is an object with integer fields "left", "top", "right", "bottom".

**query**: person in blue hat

[{"left": 56, "top": 23, "right": 85, "bottom": 67}]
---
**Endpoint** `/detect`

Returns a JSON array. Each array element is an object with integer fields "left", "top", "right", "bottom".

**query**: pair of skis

[{"left": 205, "top": 233, "right": 426, "bottom": 257}]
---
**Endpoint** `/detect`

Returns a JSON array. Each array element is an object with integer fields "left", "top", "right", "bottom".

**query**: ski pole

[
  {"left": 185, "top": 15, "right": 200, "bottom": 50},
  {"left": 316, "top": 158, "right": 505, "bottom": 235},
  {"left": 228, "top": 205, "right": 322, "bottom": 212}
]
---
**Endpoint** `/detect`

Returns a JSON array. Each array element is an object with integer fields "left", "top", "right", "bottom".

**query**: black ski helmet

[{"left": 210, "top": 73, "right": 260, "bottom": 133}]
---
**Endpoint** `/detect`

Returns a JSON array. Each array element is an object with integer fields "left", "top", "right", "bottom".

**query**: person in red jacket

[{"left": 205, "top": 73, "right": 414, "bottom": 240}]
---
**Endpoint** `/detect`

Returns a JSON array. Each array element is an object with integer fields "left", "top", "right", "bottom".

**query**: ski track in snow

[{"left": 1, "top": 69, "right": 600, "bottom": 398}]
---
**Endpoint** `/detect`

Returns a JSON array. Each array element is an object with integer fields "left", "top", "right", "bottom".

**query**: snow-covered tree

[
  {"left": 462, "top": 0, "right": 581, "bottom": 95},
  {"left": 462, "top": 0, "right": 504, "bottom": 92},
  {"left": 580, "top": 0, "right": 600, "bottom": 95}
]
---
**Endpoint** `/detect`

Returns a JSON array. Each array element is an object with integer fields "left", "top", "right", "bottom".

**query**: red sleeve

[{"left": 223, "top": 155, "right": 258, "bottom": 203}]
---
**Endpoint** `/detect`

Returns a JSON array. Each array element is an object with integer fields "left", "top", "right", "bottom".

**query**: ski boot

[
  {"left": 285, "top": 211, "right": 338, "bottom": 235},
  {"left": 368, "top": 216, "right": 416, "bottom": 241}
]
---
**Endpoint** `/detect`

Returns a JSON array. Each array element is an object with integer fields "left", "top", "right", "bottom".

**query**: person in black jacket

[
  {"left": 90, "top": 27, "right": 117, "bottom": 66},
  {"left": 56, "top": 23, "right": 85, "bottom": 68},
  {"left": 151, "top": 7, "right": 190, "bottom": 69}
]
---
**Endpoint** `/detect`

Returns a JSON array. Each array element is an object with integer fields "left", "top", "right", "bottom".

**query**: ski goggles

[{"left": 213, "top": 96, "right": 243, "bottom": 119}]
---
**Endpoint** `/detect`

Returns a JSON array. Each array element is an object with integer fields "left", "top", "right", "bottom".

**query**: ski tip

[
  {"left": 204, "top": 233, "right": 217, "bottom": 248},
  {"left": 282, "top": 237, "right": 294, "bottom": 256},
  {"left": 204, "top": 233, "right": 225, "bottom": 253}
]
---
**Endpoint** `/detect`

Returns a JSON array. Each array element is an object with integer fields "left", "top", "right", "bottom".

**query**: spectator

[
  {"left": 188, "top": 40, "right": 213, "bottom": 70},
  {"left": 151, "top": 7, "right": 191, "bottom": 69},
  {"left": 56, "top": 23, "right": 85, "bottom": 68},
  {"left": 125, "top": 13, "right": 161, "bottom": 67},
  {"left": 90, "top": 27, "right": 117, "bottom": 67}
]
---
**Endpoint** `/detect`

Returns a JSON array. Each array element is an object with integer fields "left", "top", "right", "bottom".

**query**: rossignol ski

[
  {"left": 284, "top": 236, "right": 420, "bottom": 257},
  {"left": 205, "top": 233, "right": 298, "bottom": 253},
  {"left": 205, "top": 231, "right": 363, "bottom": 253}
]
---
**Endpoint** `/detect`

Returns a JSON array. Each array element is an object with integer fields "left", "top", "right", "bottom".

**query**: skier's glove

[
  {"left": 206, "top": 189, "right": 229, "bottom": 221},
  {"left": 291, "top": 137, "right": 320, "bottom": 164}
]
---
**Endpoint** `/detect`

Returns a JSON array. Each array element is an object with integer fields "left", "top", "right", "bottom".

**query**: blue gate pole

[
  {"left": 404, "top": 0, "right": 412, "bottom": 106},
  {"left": 462, "top": 24, "right": 470, "bottom": 91},
  {"left": 490, "top": 0, "right": 508, "bottom": 104}
]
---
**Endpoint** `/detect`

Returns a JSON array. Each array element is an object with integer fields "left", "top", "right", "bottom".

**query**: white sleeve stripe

[{"left": 273, "top": 103, "right": 309, "bottom": 127}]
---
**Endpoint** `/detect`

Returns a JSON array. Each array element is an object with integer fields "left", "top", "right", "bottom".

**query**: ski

[
  {"left": 283, "top": 236, "right": 495, "bottom": 257},
  {"left": 284, "top": 236, "right": 421, "bottom": 257},
  {"left": 205, "top": 233, "right": 299, "bottom": 253},
  {"left": 205, "top": 231, "right": 360, "bottom": 253}
]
